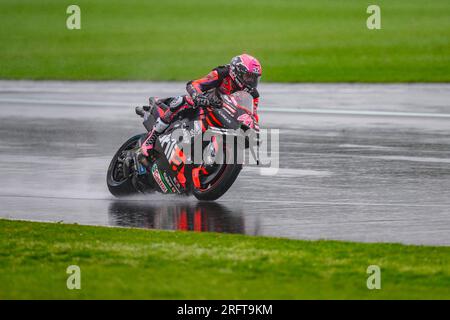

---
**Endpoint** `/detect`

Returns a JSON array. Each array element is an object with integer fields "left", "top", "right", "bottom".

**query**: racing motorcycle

[{"left": 106, "top": 91, "right": 259, "bottom": 201}]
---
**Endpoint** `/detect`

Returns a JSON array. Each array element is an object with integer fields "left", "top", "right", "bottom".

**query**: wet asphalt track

[{"left": 0, "top": 81, "right": 449, "bottom": 245}]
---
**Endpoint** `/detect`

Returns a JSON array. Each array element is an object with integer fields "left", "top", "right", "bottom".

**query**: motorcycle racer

[{"left": 140, "top": 53, "right": 262, "bottom": 158}]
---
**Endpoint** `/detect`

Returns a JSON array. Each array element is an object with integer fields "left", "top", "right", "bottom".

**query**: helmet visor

[{"left": 242, "top": 73, "right": 260, "bottom": 88}]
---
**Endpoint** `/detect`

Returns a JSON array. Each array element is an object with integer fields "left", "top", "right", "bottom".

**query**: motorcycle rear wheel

[{"left": 107, "top": 134, "right": 145, "bottom": 197}]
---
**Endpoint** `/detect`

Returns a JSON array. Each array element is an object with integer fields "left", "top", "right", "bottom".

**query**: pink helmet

[{"left": 229, "top": 54, "right": 262, "bottom": 90}]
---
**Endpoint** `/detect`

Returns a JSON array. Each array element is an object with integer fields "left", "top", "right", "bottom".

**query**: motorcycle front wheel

[{"left": 192, "top": 143, "right": 242, "bottom": 201}]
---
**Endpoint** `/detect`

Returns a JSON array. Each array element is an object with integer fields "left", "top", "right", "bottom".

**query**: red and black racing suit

[{"left": 157, "top": 65, "right": 260, "bottom": 124}]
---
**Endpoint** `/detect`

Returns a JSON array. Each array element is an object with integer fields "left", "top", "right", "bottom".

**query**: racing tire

[
  {"left": 107, "top": 134, "right": 145, "bottom": 197},
  {"left": 193, "top": 163, "right": 242, "bottom": 201}
]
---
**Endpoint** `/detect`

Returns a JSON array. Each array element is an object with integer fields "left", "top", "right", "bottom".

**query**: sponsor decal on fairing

[{"left": 151, "top": 164, "right": 168, "bottom": 193}]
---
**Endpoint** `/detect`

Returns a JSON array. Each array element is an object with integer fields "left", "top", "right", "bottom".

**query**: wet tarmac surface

[{"left": 0, "top": 81, "right": 449, "bottom": 245}]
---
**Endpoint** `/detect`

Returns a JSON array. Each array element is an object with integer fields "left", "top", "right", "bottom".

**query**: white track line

[
  {"left": 1, "top": 98, "right": 450, "bottom": 118},
  {"left": 0, "top": 98, "right": 125, "bottom": 107},
  {"left": 262, "top": 107, "right": 450, "bottom": 118}
]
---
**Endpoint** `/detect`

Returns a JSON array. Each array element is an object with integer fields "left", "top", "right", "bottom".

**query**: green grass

[
  {"left": 0, "top": 219, "right": 449, "bottom": 299},
  {"left": 0, "top": 0, "right": 449, "bottom": 82}
]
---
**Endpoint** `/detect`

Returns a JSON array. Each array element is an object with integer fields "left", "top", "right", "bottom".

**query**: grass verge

[
  {"left": 0, "top": 0, "right": 449, "bottom": 82},
  {"left": 0, "top": 219, "right": 449, "bottom": 299}
]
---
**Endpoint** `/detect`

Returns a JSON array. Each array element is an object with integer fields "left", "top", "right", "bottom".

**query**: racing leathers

[{"left": 140, "top": 65, "right": 260, "bottom": 157}]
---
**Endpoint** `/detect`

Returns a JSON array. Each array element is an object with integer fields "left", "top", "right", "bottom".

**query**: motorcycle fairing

[{"left": 143, "top": 91, "right": 257, "bottom": 194}]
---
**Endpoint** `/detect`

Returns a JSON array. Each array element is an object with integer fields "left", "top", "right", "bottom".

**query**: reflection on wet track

[
  {"left": 108, "top": 201, "right": 248, "bottom": 234},
  {"left": 0, "top": 81, "right": 449, "bottom": 245}
]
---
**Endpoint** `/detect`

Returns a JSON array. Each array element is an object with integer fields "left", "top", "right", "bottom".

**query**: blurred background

[{"left": 0, "top": 0, "right": 449, "bottom": 82}]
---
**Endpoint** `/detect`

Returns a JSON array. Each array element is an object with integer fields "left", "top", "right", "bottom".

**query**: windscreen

[{"left": 228, "top": 91, "right": 254, "bottom": 114}]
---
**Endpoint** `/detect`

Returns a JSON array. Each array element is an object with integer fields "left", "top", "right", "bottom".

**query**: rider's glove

[{"left": 193, "top": 93, "right": 210, "bottom": 107}]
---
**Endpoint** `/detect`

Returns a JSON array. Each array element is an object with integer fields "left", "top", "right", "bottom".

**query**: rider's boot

[{"left": 140, "top": 118, "right": 169, "bottom": 157}]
